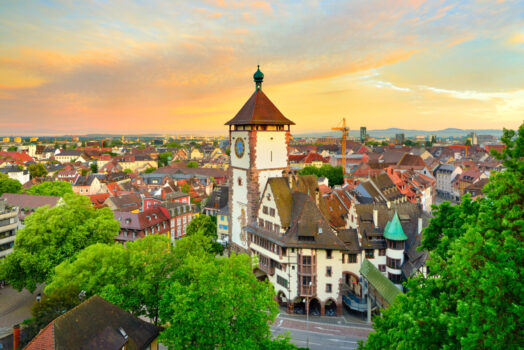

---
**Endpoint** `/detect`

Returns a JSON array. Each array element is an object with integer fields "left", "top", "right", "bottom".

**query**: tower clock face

[{"left": 235, "top": 138, "right": 245, "bottom": 158}]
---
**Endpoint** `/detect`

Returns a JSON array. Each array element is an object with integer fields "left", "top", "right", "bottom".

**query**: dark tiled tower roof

[{"left": 225, "top": 66, "right": 295, "bottom": 126}]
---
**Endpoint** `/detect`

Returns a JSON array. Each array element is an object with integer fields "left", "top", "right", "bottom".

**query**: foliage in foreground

[
  {"left": 299, "top": 164, "right": 344, "bottom": 186},
  {"left": 24, "top": 181, "right": 73, "bottom": 197},
  {"left": 360, "top": 124, "right": 524, "bottom": 349},
  {"left": 0, "top": 194, "right": 119, "bottom": 292},
  {"left": 42, "top": 230, "right": 299, "bottom": 349},
  {"left": 0, "top": 173, "right": 21, "bottom": 195}
]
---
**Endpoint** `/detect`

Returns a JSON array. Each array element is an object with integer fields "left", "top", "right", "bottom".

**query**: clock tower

[{"left": 226, "top": 66, "right": 295, "bottom": 252}]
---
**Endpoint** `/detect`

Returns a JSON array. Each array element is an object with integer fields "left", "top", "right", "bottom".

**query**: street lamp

[{"left": 302, "top": 281, "right": 312, "bottom": 348}]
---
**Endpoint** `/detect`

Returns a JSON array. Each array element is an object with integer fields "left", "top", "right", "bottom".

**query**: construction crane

[{"left": 332, "top": 118, "right": 350, "bottom": 177}]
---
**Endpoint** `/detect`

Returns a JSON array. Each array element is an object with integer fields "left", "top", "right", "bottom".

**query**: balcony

[
  {"left": 258, "top": 262, "right": 275, "bottom": 276},
  {"left": 297, "top": 265, "right": 314, "bottom": 275},
  {"left": 298, "top": 285, "right": 317, "bottom": 296}
]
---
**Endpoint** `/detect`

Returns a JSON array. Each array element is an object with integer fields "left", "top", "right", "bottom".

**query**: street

[
  {"left": 271, "top": 313, "right": 372, "bottom": 350},
  {"left": 272, "top": 327, "right": 362, "bottom": 350},
  {"left": 0, "top": 285, "right": 43, "bottom": 337}
]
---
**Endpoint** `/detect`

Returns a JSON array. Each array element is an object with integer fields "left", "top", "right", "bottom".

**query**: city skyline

[{"left": 1, "top": 0, "right": 523, "bottom": 135}]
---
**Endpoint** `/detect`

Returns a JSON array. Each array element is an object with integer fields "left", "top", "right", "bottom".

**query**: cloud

[{"left": 0, "top": 0, "right": 522, "bottom": 134}]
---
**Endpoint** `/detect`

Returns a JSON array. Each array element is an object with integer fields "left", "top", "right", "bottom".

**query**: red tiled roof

[
  {"left": 225, "top": 89, "right": 295, "bottom": 125},
  {"left": 24, "top": 321, "right": 54, "bottom": 350},
  {"left": 89, "top": 193, "right": 110, "bottom": 208}
]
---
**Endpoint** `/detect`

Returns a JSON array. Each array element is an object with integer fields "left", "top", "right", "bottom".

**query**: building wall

[
  {"left": 254, "top": 132, "right": 288, "bottom": 169},
  {"left": 217, "top": 214, "right": 229, "bottom": 241},
  {"left": 0, "top": 207, "right": 19, "bottom": 259}
]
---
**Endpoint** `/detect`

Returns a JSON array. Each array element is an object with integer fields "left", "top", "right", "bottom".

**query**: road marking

[
  {"left": 314, "top": 326, "right": 341, "bottom": 332},
  {"left": 328, "top": 338, "right": 358, "bottom": 343}
]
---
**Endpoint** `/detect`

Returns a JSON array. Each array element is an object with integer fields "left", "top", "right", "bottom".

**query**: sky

[{"left": 0, "top": 0, "right": 523, "bottom": 136}]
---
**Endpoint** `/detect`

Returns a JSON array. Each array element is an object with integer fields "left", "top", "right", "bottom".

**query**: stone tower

[{"left": 225, "top": 66, "right": 295, "bottom": 252}]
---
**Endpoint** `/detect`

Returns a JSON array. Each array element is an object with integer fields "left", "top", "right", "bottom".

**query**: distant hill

[{"left": 295, "top": 128, "right": 503, "bottom": 139}]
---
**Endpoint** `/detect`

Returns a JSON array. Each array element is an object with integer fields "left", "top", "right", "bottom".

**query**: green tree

[
  {"left": 159, "top": 253, "right": 281, "bottom": 349},
  {"left": 28, "top": 163, "right": 48, "bottom": 179},
  {"left": 46, "top": 235, "right": 175, "bottom": 325},
  {"left": 299, "top": 164, "right": 344, "bottom": 186},
  {"left": 185, "top": 214, "right": 222, "bottom": 254},
  {"left": 158, "top": 152, "right": 172, "bottom": 167},
  {"left": 21, "top": 285, "right": 83, "bottom": 347},
  {"left": 165, "top": 141, "right": 180, "bottom": 149},
  {"left": 144, "top": 167, "right": 156, "bottom": 174},
  {"left": 187, "top": 160, "right": 198, "bottom": 168},
  {"left": 123, "top": 168, "right": 133, "bottom": 174},
  {"left": 465, "top": 139, "right": 472, "bottom": 147},
  {"left": 0, "top": 194, "right": 119, "bottom": 292},
  {"left": 7, "top": 146, "right": 17, "bottom": 151},
  {"left": 90, "top": 162, "right": 98, "bottom": 173},
  {"left": 360, "top": 124, "right": 524, "bottom": 349},
  {"left": 24, "top": 181, "right": 73, "bottom": 197},
  {"left": 0, "top": 173, "right": 21, "bottom": 195},
  {"left": 181, "top": 183, "right": 191, "bottom": 193},
  {"left": 81, "top": 168, "right": 89, "bottom": 176}
]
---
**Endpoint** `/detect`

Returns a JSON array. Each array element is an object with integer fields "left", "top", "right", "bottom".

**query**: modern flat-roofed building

[{"left": 0, "top": 198, "right": 19, "bottom": 259}]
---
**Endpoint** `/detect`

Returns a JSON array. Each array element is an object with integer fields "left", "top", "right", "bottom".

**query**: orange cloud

[{"left": 250, "top": 1, "right": 272, "bottom": 13}]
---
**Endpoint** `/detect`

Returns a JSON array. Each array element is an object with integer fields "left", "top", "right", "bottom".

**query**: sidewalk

[{"left": 0, "top": 285, "right": 43, "bottom": 337}]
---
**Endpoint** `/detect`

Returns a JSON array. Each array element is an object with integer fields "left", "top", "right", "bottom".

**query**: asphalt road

[{"left": 271, "top": 327, "right": 362, "bottom": 350}]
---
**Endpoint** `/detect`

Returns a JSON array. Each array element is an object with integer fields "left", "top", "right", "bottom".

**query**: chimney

[
  {"left": 373, "top": 208, "right": 378, "bottom": 228},
  {"left": 13, "top": 324, "right": 20, "bottom": 350}
]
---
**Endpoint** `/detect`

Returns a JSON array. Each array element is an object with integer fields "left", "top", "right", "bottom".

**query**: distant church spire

[{"left": 254, "top": 65, "right": 264, "bottom": 91}]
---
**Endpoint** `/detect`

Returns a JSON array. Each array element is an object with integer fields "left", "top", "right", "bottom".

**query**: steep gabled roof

[
  {"left": 225, "top": 89, "right": 295, "bottom": 125},
  {"left": 360, "top": 259, "right": 401, "bottom": 305},
  {"left": 25, "top": 295, "right": 160, "bottom": 350}
]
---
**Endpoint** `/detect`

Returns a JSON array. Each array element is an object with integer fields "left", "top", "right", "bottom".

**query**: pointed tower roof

[
  {"left": 384, "top": 211, "right": 408, "bottom": 241},
  {"left": 225, "top": 66, "right": 295, "bottom": 126}
]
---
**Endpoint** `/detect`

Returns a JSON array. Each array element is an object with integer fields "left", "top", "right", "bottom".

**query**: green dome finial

[{"left": 254, "top": 65, "right": 264, "bottom": 91}]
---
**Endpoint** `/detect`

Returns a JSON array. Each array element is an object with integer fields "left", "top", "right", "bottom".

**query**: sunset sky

[{"left": 0, "top": 0, "right": 523, "bottom": 136}]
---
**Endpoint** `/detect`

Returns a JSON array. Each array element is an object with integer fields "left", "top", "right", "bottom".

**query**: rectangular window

[
  {"left": 266, "top": 221, "right": 273, "bottom": 231},
  {"left": 302, "top": 256, "right": 311, "bottom": 265},
  {"left": 347, "top": 254, "right": 357, "bottom": 263},
  {"left": 258, "top": 218, "right": 264, "bottom": 227},
  {"left": 365, "top": 250, "right": 374, "bottom": 259},
  {"left": 386, "top": 257, "right": 401, "bottom": 269},
  {"left": 379, "top": 249, "right": 386, "bottom": 256},
  {"left": 277, "top": 275, "right": 288, "bottom": 288},
  {"left": 326, "top": 249, "right": 332, "bottom": 259},
  {"left": 326, "top": 266, "right": 332, "bottom": 277},
  {"left": 262, "top": 206, "right": 269, "bottom": 214},
  {"left": 326, "top": 284, "right": 332, "bottom": 293},
  {"left": 274, "top": 224, "right": 280, "bottom": 233},
  {"left": 302, "top": 276, "right": 311, "bottom": 286},
  {"left": 379, "top": 264, "right": 386, "bottom": 272},
  {"left": 269, "top": 208, "right": 275, "bottom": 217}
]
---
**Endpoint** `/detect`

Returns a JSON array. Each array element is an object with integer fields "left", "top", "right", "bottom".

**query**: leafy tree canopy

[
  {"left": 159, "top": 253, "right": 282, "bottom": 349},
  {"left": 46, "top": 235, "right": 175, "bottom": 325},
  {"left": 25, "top": 181, "right": 73, "bottom": 197},
  {"left": 144, "top": 167, "right": 156, "bottom": 174},
  {"left": 165, "top": 141, "right": 181, "bottom": 149},
  {"left": 186, "top": 160, "right": 198, "bottom": 168},
  {"left": 28, "top": 163, "right": 48, "bottom": 179},
  {"left": 0, "top": 173, "right": 22, "bottom": 195},
  {"left": 0, "top": 194, "right": 119, "bottom": 292},
  {"left": 360, "top": 124, "right": 524, "bottom": 349},
  {"left": 299, "top": 164, "right": 344, "bottom": 186},
  {"left": 90, "top": 162, "right": 98, "bottom": 173},
  {"left": 185, "top": 214, "right": 222, "bottom": 254},
  {"left": 158, "top": 152, "right": 172, "bottom": 167}
]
